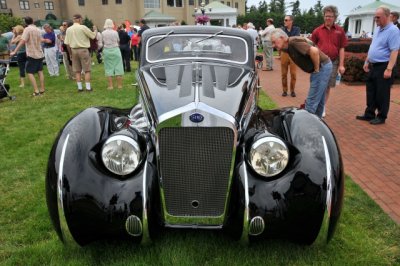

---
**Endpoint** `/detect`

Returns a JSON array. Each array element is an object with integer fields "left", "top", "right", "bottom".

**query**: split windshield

[{"left": 146, "top": 34, "right": 248, "bottom": 64}]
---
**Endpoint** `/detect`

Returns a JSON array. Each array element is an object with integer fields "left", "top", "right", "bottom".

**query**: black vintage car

[{"left": 46, "top": 26, "right": 344, "bottom": 246}]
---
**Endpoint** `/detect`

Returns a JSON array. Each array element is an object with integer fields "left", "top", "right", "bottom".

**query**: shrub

[{"left": 343, "top": 54, "right": 368, "bottom": 82}]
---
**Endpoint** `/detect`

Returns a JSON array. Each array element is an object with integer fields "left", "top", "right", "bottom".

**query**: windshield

[{"left": 146, "top": 34, "right": 248, "bottom": 64}]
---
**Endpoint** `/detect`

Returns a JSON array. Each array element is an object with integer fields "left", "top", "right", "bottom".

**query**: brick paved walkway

[{"left": 259, "top": 57, "right": 400, "bottom": 224}]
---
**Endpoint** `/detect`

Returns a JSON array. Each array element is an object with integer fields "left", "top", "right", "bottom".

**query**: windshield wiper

[
  {"left": 149, "top": 30, "right": 174, "bottom": 47},
  {"left": 195, "top": 31, "right": 223, "bottom": 44}
]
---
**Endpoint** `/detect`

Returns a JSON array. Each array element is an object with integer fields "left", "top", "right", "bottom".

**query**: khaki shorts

[
  {"left": 71, "top": 48, "right": 91, "bottom": 73},
  {"left": 328, "top": 59, "right": 339, "bottom": 88}
]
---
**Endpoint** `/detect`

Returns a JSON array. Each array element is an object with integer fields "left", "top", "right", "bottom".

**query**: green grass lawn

[{"left": 0, "top": 62, "right": 399, "bottom": 266}]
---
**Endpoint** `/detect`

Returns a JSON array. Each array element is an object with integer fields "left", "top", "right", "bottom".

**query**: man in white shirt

[
  {"left": 259, "top": 18, "right": 275, "bottom": 71},
  {"left": 246, "top": 22, "right": 259, "bottom": 58}
]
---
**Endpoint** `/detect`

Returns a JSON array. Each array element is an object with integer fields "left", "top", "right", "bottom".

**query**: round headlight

[
  {"left": 249, "top": 137, "right": 289, "bottom": 177},
  {"left": 101, "top": 135, "right": 141, "bottom": 176}
]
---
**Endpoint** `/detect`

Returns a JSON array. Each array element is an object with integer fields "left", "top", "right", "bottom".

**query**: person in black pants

[
  {"left": 118, "top": 24, "right": 131, "bottom": 72},
  {"left": 356, "top": 7, "right": 400, "bottom": 125}
]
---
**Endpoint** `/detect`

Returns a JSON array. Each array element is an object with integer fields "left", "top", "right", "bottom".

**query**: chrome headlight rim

[
  {"left": 101, "top": 135, "right": 142, "bottom": 176},
  {"left": 248, "top": 135, "right": 289, "bottom": 178}
]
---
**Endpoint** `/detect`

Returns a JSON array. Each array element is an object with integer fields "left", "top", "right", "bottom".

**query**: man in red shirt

[{"left": 312, "top": 5, "right": 347, "bottom": 117}]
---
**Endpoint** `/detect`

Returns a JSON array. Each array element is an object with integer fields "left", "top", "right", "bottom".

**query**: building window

[
  {"left": 144, "top": 0, "right": 160, "bottom": 8},
  {"left": 78, "top": 0, "right": 85, "bottom": 6},
  {"left": 44, "top": 1, "right": 54, "bottom": 10},
  {"left": 116, "top": 0, "right": 122, "bottom": 4},
  {"left": 102, "top": 0, "right": 108, "bottom": 4},
  {"left": 34, "top": 2, "right": 40, "bottom": 8},
  {"left": 226, "top": 1, "right": 230, "bottom": 7},
  {"left": 221, "top": 1, "right": 224, "bottom": 4},
  {"left": 188, "top": 0, "right": 194, "bottom": 5},
  {"left": 19, "top": 0, "right": 29, "bottom": 10},
  {"left": 198, "top": 0, "right": 208, "bottom": 5},
  {"left": 0, "top": 0, "right": 7, "bottom": 9},
  {"left": 235, "top": 2, "right": 238, "bottom": 8},
  {"left": 167, "top": 0, "right": 182, "bottom": 7}
]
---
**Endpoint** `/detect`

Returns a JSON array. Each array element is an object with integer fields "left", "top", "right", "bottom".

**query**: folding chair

[{"left": 0, "top": 59, "right": 16, "bottom": 101}]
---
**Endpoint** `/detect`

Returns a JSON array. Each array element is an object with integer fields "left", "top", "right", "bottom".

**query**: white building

[
  {"left": 196, "top": 1, "right": 238, "bottom": 27},
  {"left": 347, "top": 0, "right": 400, "bottom": 38}
]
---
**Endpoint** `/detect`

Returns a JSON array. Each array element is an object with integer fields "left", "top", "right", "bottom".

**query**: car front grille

[{"left": 159, "top": 127, "right": 234, "bottom": 217}]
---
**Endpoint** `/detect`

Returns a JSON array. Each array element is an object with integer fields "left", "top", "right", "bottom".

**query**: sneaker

[
  {"left": 78, "top": 89, "right": 84, "bottom": 93},
  {"left": 282, "top": 92, "right": 288, "bottom": 97},
  {"left": 290, "top": 92, "right": 296, "bottom": 97},
  {"left": 131, "top": 83, "right": 138, "bottom": 86}
]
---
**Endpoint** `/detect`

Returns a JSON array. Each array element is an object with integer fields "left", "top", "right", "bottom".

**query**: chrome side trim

[
  {"left": 240, "top": 148, "right": 250, "bottom": 244},
  {"left": 57, "top": 134, "right": 78, "bottom": 246},
  {"left": 140, "top": 160, "right": 151, "bottom": 244},
  {"left": 315, "top": 136, "right": 332, "bottom": 245}
]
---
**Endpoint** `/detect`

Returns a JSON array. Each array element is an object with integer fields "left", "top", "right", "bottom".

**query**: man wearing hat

[{"left": 64, "top": 14, "right": 97, "bottom": 92}]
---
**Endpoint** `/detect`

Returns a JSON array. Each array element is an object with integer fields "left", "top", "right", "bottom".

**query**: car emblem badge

[{"left": 189, "top": 113, "right": 204, "bottom": 123}]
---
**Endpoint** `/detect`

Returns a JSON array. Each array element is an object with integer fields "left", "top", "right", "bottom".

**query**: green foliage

[
  {"left": 343, "top": 17, "right": 349, "bottom": 32},
  {"left": 45, "top": 13, "right": 57, "bottom": 21},
  {"left": 82, "top": 16, "right": 94, "bottom": 30},
  {"left": 242, "top": 1, "right": 324, "bottom": 34},
  {"left": 0, "top": 14, "right": 24, "bottom": 33},
  {"left": 343, "top": 55, "right": 368, "bottom": 82}
]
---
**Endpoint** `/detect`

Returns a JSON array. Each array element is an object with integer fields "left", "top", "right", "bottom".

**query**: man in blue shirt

[{"left": 356, "top": 6, "right": 400, "bottom": 125}]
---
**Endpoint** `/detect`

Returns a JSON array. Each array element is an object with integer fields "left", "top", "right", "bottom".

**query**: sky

[{"left": 245, "top": 0, "right": 400, "bottom": 22}]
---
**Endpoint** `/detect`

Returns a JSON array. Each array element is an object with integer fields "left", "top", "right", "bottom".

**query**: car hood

[{"left": 139, "top": 62, "right": 254, "bottom": 124}]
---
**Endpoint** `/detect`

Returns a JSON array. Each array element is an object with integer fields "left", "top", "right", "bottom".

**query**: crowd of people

[
  {"left": 239, "top": 5, "right": 399, "bottom": 124},
  {"left": 6, "top": 15, "right": 149, "bottom": 95},
  {"left": 2, "top": 6, "right": 400, "bottom": 124}
]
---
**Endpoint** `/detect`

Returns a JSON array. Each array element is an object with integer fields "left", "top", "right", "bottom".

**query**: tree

[
  {"left": 276, "top": 0, "right": 286, "bottom": 14},
  {"left": 0, "top": 14, "right": 23, "bottom": 33},
  {"left": 343, "top": 17, "right": 349, "bottom": 32},
  {"left": 258, "top": 1, "right": 268, "bottom": 14},
  {"left": 313, "top": 0, "right": 323, "bottom": 16},
  {"left": 82, "top": 16, "right": 93, "bottom": 30},
  {"left": 269, "top": 0, "right": 277, "bottom": 13},
  {"left": 289, "top": 0, "right": 301, "bottom": 17}
]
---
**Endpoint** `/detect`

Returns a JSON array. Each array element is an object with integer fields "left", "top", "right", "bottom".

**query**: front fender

[
  {"left": 235, "top": 108, "right": 344, "bottom": 244},
  {"left": 45, "top": 107, "right": 158, "bottom": 246}
]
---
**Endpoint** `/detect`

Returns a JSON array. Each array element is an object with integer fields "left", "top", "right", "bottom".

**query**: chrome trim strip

[
  {"left": 57, "top": 134, "right": 78, "bottom": 246},
  {"left": 141, "top": 161, "right": 151, "bottom": 245},
  {"left": 158, "top": 103, "right": 197, "bottom": 124},
  {"left": 240, "top": 148, "right": 250, "bottom": 244},
  {"left": 165, "top": 224, "right": 223, "bottom": 229},
  {"left": 315, "top": 136, "right": 332, "bottom": 245},
  {"left": 196, "top": 102, "right": 237, "bottom": 126}
]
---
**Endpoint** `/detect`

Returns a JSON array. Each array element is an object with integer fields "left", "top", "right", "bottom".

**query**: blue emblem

[{"left": 189, "top": 113, "right": 204, "bottom": 123}]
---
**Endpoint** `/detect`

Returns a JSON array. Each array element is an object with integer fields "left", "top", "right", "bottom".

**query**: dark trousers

[
  {"left": 132, "top": 46, "right": 139, "bottom": 61},
  {"left": 119, "top": 44, "right": 131, "bottom": 72},
  {"left": 364, "top": 63, "right": 394, "bottom": 120},
  {"left": 17, "top": 52, "right": 27, "bottom": 78}
]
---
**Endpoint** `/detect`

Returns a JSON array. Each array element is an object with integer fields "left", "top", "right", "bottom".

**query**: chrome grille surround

[
  {"left": 159, "top": 127, "right": 235, "bottom": 220},
  {"left": 158, "top": 126, "right": 234, "bottom": 221}
]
